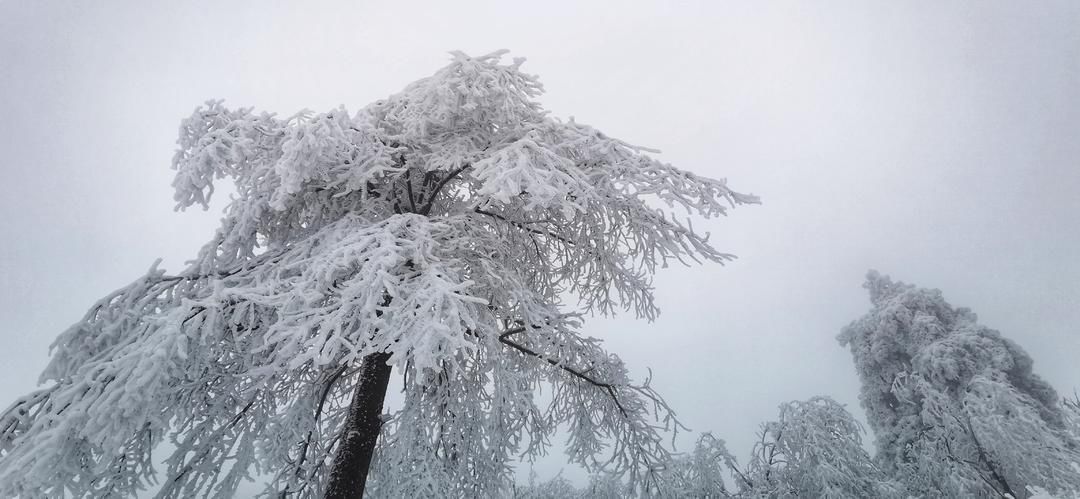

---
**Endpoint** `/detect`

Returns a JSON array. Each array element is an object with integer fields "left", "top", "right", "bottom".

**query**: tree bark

[{"left": 324, "top": 352, "right": 393, "bottom": 499}]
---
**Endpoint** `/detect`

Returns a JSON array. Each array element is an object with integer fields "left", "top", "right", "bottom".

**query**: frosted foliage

[
  {"left": 0, "top": 51, "right": 755, "bottom": 498},
  {"left": 515, "top": 473, "right": 581, "bottom": 499},
  {"left": 513, "top": 472, "right": 628, "bottom": 499},
  {"left": 736, "top": 397, "right": 901, "bottom": 498},
  {"left": 566, "top": 398, "right": 901, "bottom": 498},
  {"left": 511, "top": 469, "right": 629, "bottom": 499},
  {"left": 839, "top": 271, "right": 1080, "bottom": 498},
  {"left": 663, "top": 433, "right": 737, "bottom": 498}
]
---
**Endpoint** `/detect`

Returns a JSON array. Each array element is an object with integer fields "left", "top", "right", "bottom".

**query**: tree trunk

[{"left": 324, "top": 352, "right": 393, "bottom": 499}]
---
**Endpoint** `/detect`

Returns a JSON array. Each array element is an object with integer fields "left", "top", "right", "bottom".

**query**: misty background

[{"left": 2, "top": 0, "right": 1078, "bottom": 488}]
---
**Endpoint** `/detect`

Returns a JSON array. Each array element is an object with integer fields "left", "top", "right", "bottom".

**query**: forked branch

[{"left": 418, "top": 164, "right": 470, "bottom": 215}]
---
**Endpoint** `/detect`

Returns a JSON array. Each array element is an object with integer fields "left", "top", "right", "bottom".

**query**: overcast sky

[{"left": 2, "top": 0, "right": 1079, "bottom": 490}]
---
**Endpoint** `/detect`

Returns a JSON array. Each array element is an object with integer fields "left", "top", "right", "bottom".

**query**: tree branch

[
  {"left": 497, "top": 327, "right": 629, "bottom": 417},
  {"left": 281, "top": 365, "right": 350, "bottom": 498},
  {"left": 404, "top": 169, "right": 418, "bottom": 214},
  {"left": 942, "top": 414, "right": 1013, "bottom": 499},
  {"left": 474, "top": 208, "right": 575, "bottom": 246},
  {"left": 418, "top": 164, "right": 470, "bottom": 215},
  {"left": 169, "top": 398, "right": 256, "bottom": 486}
]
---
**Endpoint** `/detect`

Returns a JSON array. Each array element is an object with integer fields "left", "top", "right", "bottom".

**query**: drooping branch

[
  {"left": 279, "top": 365, "right": 350, "bottom": 498},
  {"left": 497, "top": 327, "right": 629, "bottom": 417},
  {"left": 166, "top": 397, "right": 257, "bottom": 488},
  {"left": 728, "top": 460, "right": 754, "bottom": 491},
  {"left": 474, "top": 208, "right": 575, "bottom": 246}
]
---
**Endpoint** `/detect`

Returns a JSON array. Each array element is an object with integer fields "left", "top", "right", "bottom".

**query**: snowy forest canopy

[{"left": 0, "top": 50, "right": 1077, "bottom": 499}]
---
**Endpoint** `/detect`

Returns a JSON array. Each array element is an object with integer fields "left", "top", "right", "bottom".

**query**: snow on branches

[
  {"left": 0, "top": 50, "right": 755, "bottom": 498},
  {"left": 839, "top": 271, "right": 1080, "bottom": 498},
  {"left": 533, "top": 397, "right": 902, "bottom": 498},
  {"left": 737, "top": 397, "right": 901, "bottom": 498}
]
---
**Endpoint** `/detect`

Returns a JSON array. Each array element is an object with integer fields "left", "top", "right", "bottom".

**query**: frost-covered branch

[{"left": 497, "top": 326, "right": 629, "bottom": 416}]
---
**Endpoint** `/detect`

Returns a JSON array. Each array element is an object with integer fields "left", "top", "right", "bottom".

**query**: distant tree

[
  {"left": 839, "top": 271, "right": 1080, "bottom": 498},
  {"left": 511, "top": 470, "right": 627, "bottom": 499},
  {"left": 731, "top": 397, "right": 901, "bottom": 498},
  {"left": 665, "top": 433, "right": 737, "bottom": 498},
  {"left": 0, "top": 51, "right": 756, "bottom": 498},
  {"left": 581, "top": 472, "right": 632, "bottom": 499},
  {"left": 513, "top": 471, "right": 581, "bottom": 499},
  {"left": 575, "top": 397, "right": 899, "bottom": 498}
]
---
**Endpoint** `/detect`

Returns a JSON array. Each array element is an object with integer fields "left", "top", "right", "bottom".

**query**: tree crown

[{"left": 0, "top": 51, "right": 756, "bottom": 498}]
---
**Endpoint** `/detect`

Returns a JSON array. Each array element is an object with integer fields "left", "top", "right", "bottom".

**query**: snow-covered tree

[
  {"left": 0, "top": 51, "right": 756, "bottom": 498},
  {"left": 839, "top": 271, "right": 1080, "bottom": 498},
  {"left": 733, "top": 396, "right": 901, "bottom": 498},
  {"left": 511, "top": 469, "right": 627, "bottom": 499},
  {"left": 566, "top": 397, "right": 899, "bottom": 498},
  {"left": 512, "top": 471, "right": 581, "bottom": 499},
  {"left": 665, "top": 433, "right": 737, "bottom": 498}
]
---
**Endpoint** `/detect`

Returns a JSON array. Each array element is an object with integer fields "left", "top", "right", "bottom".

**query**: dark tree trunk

[{"left": 324, "top": 352, "right": 393, "bottom": 499}]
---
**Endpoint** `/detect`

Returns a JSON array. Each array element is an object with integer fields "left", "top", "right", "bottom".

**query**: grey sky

[{"left": 2, "top": 0, "right": 1079, "bottom": 489}]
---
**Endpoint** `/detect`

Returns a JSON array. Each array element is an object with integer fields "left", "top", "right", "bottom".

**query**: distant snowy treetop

[{"left": 840, "top": 270, "right": 1080, "bottom": 497}]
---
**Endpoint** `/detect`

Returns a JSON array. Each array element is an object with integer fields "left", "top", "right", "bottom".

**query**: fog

[{"left": 2, "top": 0, "right": 1078, "bottom": 490}]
